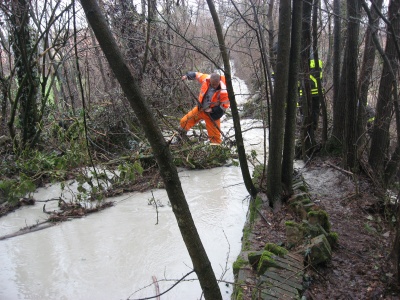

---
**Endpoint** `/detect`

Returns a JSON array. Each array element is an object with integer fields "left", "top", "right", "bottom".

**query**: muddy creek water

[{"left": 0, "top": 75, "right": 266, "bottom": 300}]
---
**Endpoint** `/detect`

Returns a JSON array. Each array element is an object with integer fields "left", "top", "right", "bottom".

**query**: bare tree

[
  {"left": 342, "top": 0, "right": 361, "bottom": 171},
  {"left": 331, "top": 0, "right": 345, "bottom": 146},
  {"left": 282, "top": 0, "right": 303, "bottom": 194},
  {"left": 267, "top": 0, "right": 276, "bottom": 71},
  {"left": 266, "top": 0, "right": 291, "bottom": 208},
  {"left": 79, "top": 0, "right": 223, "bottom": 298},
  {"left": 369, "top": 0, "right": 400, "bottom": 181},
  {"left": 312, "top": 0, "right": 327, "bottom": 142},
  {"left": 9, "top": 0, "right": 39, "bottom": 149},
  {"left": 300, "top": 0, "right": 315, "bottom": 157},
  {"left": 357, "top": 0, "right": 383, "bottom": 155}
]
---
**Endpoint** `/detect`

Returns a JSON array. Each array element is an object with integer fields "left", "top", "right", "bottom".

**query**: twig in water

[
  {"left": 218, "top": 229, "right": 231, "bottom": 283},
  {"left": 127, "top": 270, "right": 195, "bottom": 300},
  {"left": 34, "top": 197, "right": 62, "bottom": 203},
  {"left": 151, "top": 276, "right": 160, "bottom": 300},
  {"left": 151, "top": 190, "right": 159, "bottom": 225}
]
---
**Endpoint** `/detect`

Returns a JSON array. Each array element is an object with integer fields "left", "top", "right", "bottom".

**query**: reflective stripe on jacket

[
  {"left": 309, "top": 59, "right": 323, "bottom": 95},
  {"left": 298, "top": 59, "right": 323, "bottom": 96},
  {"left": 191, "top": 72, "right": 230, "bottom": 109}
]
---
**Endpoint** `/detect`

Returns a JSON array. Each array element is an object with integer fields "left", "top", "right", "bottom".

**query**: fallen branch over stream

[
  {"left": 0, "top": 221, "right": 55, "bottom": 241},
  {"left": 0, "top": 201, "right": 114, "bottom": 241}
]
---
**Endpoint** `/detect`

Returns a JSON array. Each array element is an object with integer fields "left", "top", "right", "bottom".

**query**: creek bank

[
  {"left": 232, "top": 169, "right": 336, "bottom": 299},
  {"left": 0, "top": 142, "right": 232, "bottom": 219},
  {"left": 232, "top": 158, "right": 399, "bottom": 299}
]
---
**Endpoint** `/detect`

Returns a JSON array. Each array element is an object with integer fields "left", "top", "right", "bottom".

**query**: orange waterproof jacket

[{"left": 187, "top": 72, "right": 230, "bottom": 110}]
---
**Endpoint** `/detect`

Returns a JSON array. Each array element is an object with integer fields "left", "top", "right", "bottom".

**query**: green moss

[
  {"left": 257, "top": 251, "right": 279, "bottom": 275},
  {"left": 306, "top": 234, "right": 332, "bottom": 265},
  {"left": 327, "top": 231, "right": 339, "bottom": 247},
  {"left": 285, "top": 220, "right": 297, "bottom": 227},
  {"left": 242, "top": 225, "right": 252, "bottom": 251},
  {"left": 233, "top": 257, "right": 248, "bottom": 276},
  {"left": 234, "top": 288, "right": 244, "bottom": 300},
  {"left": 292, "top": 180, "right": 308, "bottom": 192},
  {"left": 232, "top": 281, "right": 245, "bottom": 300},
  {"left": 252, "top": 164, "right": 267, "bottom": 189},
  {"left": 264, "top": 243, "right": 288, "bottom": 257},
  {"left": 301, "top": 197, "right": 312, "bottom": 205},
  {"left": 302, "top": 220, "right": 326, "bottom": 238},
  {"left": 249, "top": 196, "right": 262, "bottom": 224},
  {"left": 252, "top": 164, "right": 265, "bottom": 181},
  {"left": 248, "top": 251, "right": 263, "bottom": 268},
  {"left": 308, "top": 210, "right": 331, "bottom": 232}
]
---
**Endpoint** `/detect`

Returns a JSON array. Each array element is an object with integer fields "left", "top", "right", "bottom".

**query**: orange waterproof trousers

[{"left": 180, "top": 106, "right": 221, "bottom": 144}]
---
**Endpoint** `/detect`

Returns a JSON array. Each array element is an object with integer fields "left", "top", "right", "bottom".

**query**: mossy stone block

[
  {"left": 292, "top": 181, "right": 308, "bottom": 192},
  {"left": 306, "top": 234, "right": 332, "bottom": 265},
  {"left": 287, "top": 192, "right": 309, "bottom": 204},
  {"left": 290, "top": 201, "right": 308, "bottom": 220},
  {"left": 257, "top": 251, "right": 280, "bottom": 275},
  {"left": 233, "top": 256, "right": 249, "bottom": 276},
  {"left": 308, "top": 210, "right": 331, "bottom": 232},
  {"left": 301, "top": 220, "right": 326, "bottom": 239},
  {"left": 285, "top": 221, "right": 304, "bottom": 246},
  {"left": 247, "top": 251, "right": 264, "bottom": 269},
  {"left": 264, "top": 243, "right": 288, "bottom": 257},
  {"left": 327, "top": 231, "right": 339, "bottom": 248}
]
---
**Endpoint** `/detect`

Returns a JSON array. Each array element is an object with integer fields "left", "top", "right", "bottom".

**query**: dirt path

[
  {"left": 244, "top": 158, "right": 400, "bottom": 299},
  {"left": 300, "top": 158, "right": 398, "bottom": 299}
]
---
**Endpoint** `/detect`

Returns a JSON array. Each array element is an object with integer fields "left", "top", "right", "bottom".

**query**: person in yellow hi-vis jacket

[
  {"left": 179, "top": 72, "right": 230, "bottom": 144},
  {"left": 309, "top": 59, "right": 323, "bottom": 129},
  {"left": 299, "top": 59, "right": 323, "bottom": 129}
]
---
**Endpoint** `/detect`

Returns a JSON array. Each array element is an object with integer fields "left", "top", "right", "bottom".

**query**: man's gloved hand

[{"left": 210, "top": 106, "right": 224, "bottom": 120}]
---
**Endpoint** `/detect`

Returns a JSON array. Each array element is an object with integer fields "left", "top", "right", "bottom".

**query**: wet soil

[{"left": 244, "top": 157, "right": 400, "bottom": 299}]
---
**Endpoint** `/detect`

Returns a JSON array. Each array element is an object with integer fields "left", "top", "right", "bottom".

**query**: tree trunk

[
  {"left": 0, "top": 29, "right": 9, "bottom": 136},
  {"left": 357, "top": 0, "right": 383, "bottom": 153},
  {"left": 79, "top": 1, "right": 222, "bottom": 299},
  {"left": 343, "top": 0, "right": 361, "bottom": 171},
  {"left": 89, "top": 28, "right": 109, "bottom": 93},
  {"left": 282, "top": 0, "right": 303, "bottom": 194},
  {"left": 331, "top": 0, "right": 345, "bottom": 146},
  {"left": 55, "top": 63, "right": 68, "bottom": 112},
  {"left": 10, "top": 0, "right": 39, "bottom": 150},
  {"left": 206, "top": 0, "right": 258, "bottom": 199},
  {"left": 300, "top": 0, "right": 315, "bottom": 158},
  {"left": 312, "top": 0, "right": 327, "bottom": 142},
  {"left": 393, "top": 199, "right": 400, "bottom": 285},
  {"left": 249, "top": 0, "right": 272, "bottom": 190},
  {"left": 267, "top": 0, "right": 276, "bottom": 72},
  {"left": 63, "top": 60, "right": 77, "bottom": 114},
  {"left": 266, "top": 0, "right": 291, "bottom": 208},
  {"left": 116, "top": 0, "right": 144, "bottom": 80},
  {"left": 369, "top": 0, "right": 400, "bottom": 179},
  {"left": 0, "top": 78, "right": 8, "bottom": 136}
]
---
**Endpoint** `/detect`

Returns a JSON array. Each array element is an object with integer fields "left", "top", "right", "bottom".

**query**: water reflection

[
  {"left": 0, "top": 166, "right": 252, "bottom": 300},
  {"left": 0, "top": 72, "right": 267, "bottom": 300}
]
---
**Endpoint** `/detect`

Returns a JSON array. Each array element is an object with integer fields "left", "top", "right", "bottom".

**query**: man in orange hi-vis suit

[{"left": 179, "top": 71, "right": 230, "bottom": 144}]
